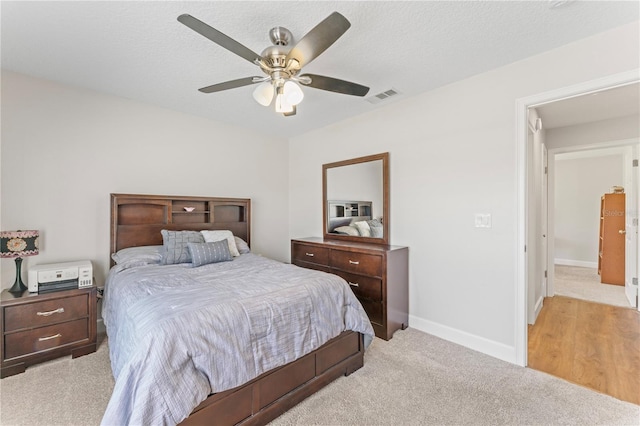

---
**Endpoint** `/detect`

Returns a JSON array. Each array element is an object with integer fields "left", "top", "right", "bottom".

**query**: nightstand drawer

[
  {"left": 333, "top": 271, "right": 382, "bottom": 301},
  {"left": 330, "top": 251, "right": 382, "bottom": 277},
  {"left": 292, "top": 243, "right": 330, "bottom": 266},
  {"left": 4, "top": 294, "right": 89, "bottom": 332},
  {"left": 4, "top": 318, "right": 89, "bottom": 360}
]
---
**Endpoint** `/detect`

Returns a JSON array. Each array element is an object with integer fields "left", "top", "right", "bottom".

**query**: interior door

[{"left": 624, "top": 147, "right": 639, "bottom": 308}]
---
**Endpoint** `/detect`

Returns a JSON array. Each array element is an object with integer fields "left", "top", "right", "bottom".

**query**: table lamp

[{"left": 0, "top": 230, "right": 39, "bottom": 294}]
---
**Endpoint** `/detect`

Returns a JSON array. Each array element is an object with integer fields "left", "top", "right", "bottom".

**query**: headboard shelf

[{"left": 111, "top": 194, "right": 251, "bottom": 259}]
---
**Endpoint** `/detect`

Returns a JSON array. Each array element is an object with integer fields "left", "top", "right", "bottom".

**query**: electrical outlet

[{"left": 475, "top": 213, "right": 492, "bottom": 228}]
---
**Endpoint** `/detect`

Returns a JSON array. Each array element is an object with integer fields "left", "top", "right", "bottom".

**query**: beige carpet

[
  {"left": 1, "top": 329, "right": 638, "bottom": 425},
  {"left": 554, "top": 264, "right": 633, "bottom": 308}
]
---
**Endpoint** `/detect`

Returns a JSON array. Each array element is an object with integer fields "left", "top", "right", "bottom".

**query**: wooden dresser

[
  {"left": 0, "top": 286, "right": 97, "bottom": 378},
  {"left": 291, "top": 237, "right": 408, "bottom": 340}
]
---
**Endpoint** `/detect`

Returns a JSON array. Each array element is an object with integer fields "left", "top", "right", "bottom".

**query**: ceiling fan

[{"left": 177, "top": 12, "right": 370, "bottom": 117}]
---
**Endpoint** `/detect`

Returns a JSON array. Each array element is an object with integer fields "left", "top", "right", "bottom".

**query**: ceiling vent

[
  {"left": 548, "top": 0, "right": 575, "bottom": 9},
  {"left": 366, "top": 88, "right": 400, "bottom": 104}
]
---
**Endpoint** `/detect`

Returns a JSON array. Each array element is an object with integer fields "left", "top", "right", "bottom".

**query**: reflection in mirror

[
  {"left": 327, "top": 161, "right": 383, "bottom": 236},
  {"left": 323, "top": 153, "right": 389, "bottom": 245}
]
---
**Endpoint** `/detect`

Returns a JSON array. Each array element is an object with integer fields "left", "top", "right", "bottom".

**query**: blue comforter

[{"left": 101, "top": 253, "right": 374, "bottom": 425}]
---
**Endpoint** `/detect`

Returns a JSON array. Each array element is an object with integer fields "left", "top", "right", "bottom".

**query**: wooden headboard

[{"left": 110, "top": 193, "right": 251, "bottom": 262}]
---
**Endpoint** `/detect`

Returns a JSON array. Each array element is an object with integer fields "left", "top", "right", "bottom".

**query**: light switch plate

[{"left": 475, "top": 213, "right": 492, "bottom": 228}]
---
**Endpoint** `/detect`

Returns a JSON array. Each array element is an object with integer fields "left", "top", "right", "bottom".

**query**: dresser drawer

[
  {"left": 292, "top": 243, "right": 330, "bottom": 266},
  {"left": 357, "top": 299, "right": 383, "bottom": 325},
  {"left": 333, "top": 271, "right": 382, "bottom": 301},
  {"left": 4, "top": 294, "right": 89, "bottom": 332},
  {"left": 330, "top": 250, "right": 382, "bottom": 277},
  {"left": 4, "top": 318, "right": 89, "bottom": 360}
]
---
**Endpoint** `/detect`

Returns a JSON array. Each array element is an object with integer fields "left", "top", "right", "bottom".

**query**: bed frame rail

[{"left": 181, "top": 331, "right": 364, "bottom": 426}]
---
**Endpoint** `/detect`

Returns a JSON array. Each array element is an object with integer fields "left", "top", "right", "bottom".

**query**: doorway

[
  {"left": 518, "top": 75, "right": 640, "bottom": 404},
  {"left": 549, "top": 146, "right": 634, "bottom": 308},
  {"left": 515, "top": 70, "right": 640, "bottom": 367}
]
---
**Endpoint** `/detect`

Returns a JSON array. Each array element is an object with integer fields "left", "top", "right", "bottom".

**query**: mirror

[{"left": 323, "top": 152, "right": 389, "bottom": 245}]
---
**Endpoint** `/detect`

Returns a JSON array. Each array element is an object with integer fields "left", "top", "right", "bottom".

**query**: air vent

[
  {"left": 548, "top": 0, "right": 575, "bottom": 9},
  {"left": 366, "top": 88, "right": 400, "bottom": 104}
]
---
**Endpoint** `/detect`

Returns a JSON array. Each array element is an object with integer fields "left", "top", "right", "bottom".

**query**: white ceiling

[
  {"left": 2, "top": 1, "right": 639, "bottom": 138},
  {"left": 535, "top": 83, "right": 640, "bottom": 129}
]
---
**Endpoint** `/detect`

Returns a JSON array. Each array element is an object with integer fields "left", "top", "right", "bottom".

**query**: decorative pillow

[
  {"left": 187, "top": 241, "right": 232, "bottom": 267},
  {"left": 367, "top": 218, "right": 383, "bottom": 238},
  {"left": 200, "top": 230, "right": 240, "bottom": 257},
  {"left": 111, "top": 245, "right": 163, "bottom": 266},
  {"left": 234, "top": 236, "right": 251, "bottom": 254},
  {"left": 161, "top": 230, "right": 204, "bottom": 265},
  {"left": 353, "top": 221, "right": 372, "bottom": 237},
  {"left": 334, "top": 225, "right": 360, "bottom": 236}
]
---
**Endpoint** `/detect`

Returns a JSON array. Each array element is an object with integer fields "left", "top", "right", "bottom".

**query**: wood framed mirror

[{"left": 323, "top": 152, "right": 389, "bottom": 245}]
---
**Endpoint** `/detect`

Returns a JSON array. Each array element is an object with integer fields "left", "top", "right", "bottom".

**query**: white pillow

[
  {"left": 334, "top": 225, "right": 360, "bottom": 236},
  {"left": 353, "top": 221, "right": 372, "bottom": 237},
  {"left": 200, "top": 230, "right": 240, "bottom": 257}
]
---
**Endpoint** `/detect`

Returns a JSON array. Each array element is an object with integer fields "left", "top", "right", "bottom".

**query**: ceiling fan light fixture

[
  {"left": 283, "top": 81, "right": 304, "bottom": 106},
  {"left": 275, "top": 92, "right": 294, "bottom": 113},
  {"left": 252, "top": 82, "right": 274, "bottom": 106}
]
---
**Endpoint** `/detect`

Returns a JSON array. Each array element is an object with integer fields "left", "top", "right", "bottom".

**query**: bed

[{"left": 102, "top": 194, "right": 374, "bottom": 425}]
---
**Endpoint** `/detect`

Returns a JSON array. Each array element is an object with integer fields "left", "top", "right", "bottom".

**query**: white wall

[
  {"left": 289, "top": 21, "right": 639, "bottom": 362},
  {"left": 546, "top": 115, "right": 639, "bottom": 149},
  {"left": 554, "top": 152, "right": 624, "bottom": 266},
  {"left": 0, "top": 71, "right": 290, "bottom": 289}
]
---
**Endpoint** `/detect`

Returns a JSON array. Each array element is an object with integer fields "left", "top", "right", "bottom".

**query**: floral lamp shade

[
  {"left": 0, "top": 230, "right": 39, "bottom": 258},
  {"left": 1, "top": 230, "right": 39, "bottom": 294}
]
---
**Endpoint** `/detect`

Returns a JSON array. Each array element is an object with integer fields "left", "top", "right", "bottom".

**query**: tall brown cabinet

[{"left": 598, "top": 192, "right": 625, "bottom": 285}]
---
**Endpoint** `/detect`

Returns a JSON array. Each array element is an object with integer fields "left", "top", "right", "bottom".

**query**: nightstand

[{"left": 0, "top": 286, "right": 97, "bottom": 378}]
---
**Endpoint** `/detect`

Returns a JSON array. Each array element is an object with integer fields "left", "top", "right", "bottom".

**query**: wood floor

[{"left": 528, "top": 296, "right": 640, "bottom": 405}]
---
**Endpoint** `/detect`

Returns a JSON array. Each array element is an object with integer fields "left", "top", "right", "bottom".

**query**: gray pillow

[
  {"left": 111, "top": 245, "right": 163, "bottom": 266},
  {"left": 234, "top": 236, "right": 251, "bottom": 254},
  {"left": 187, "top": 240, "right": 232, "bottom": 267},
  {"left": 367, "top": 219, "right": 383, "bottom": 238},
  {"left": 161, "top": 230, "right": 204, "bottom": 265}
]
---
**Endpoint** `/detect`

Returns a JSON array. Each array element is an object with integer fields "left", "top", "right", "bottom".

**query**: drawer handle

[
  {"left": 37, "top": 308, "right": 65, "bottom": 317},
  {"left": 305, "top": 253, "right": 314, "bottom": 257},
  {"left": 38, "top": 333, "right": 61, "bottom": 342},
  {"left": 349, "top": 260, "right": 360, "bottom": 265},
  {"left": 349, "top": 282, "right": 360, "bottom": 287}
]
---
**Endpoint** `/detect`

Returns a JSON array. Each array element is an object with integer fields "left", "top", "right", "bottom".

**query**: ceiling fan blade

[
  {"left": 178, "top": 14, "right": 262, "bottom": 64},
  {"left": 299, "top": 74, "right": 370, "bottom": 97},
  {"left": 198, "top": 77, "right": 261, "bottom": 93},
  {"left": 286, "top": 12, "right": 351, "bottom": 69}
]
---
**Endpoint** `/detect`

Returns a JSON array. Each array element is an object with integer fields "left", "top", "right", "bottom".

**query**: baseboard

[
  {"left": 554, "top": 259, "right": 598, "bottom": 269},
  {"left": 534, "top": 296, "right": 544, "bottom": 321},
  {"left": 408, "top": 315, "right": 517, "bottom": 365}
]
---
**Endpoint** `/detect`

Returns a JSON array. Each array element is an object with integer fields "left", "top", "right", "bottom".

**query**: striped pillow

[{"left": 187, "top": 240, "right": 232, "bottom": 267}]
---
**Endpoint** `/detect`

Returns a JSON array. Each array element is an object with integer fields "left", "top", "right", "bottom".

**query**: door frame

[
  {"left": 624, "top": 144, "right": 640, "bottom": 309},
  {"left": 515, "top": 69, "right": 640, "bottom": 366}
]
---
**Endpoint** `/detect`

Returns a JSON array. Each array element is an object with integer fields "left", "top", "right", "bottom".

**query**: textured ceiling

[{"left": 2, "top": 1, "right": 639, "bottom": 137}]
